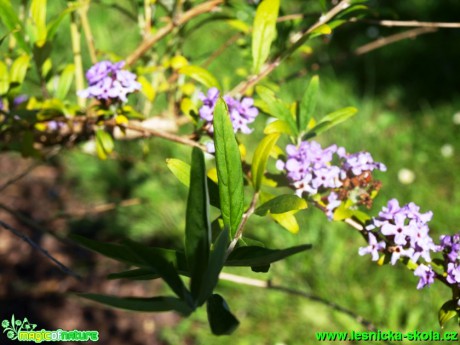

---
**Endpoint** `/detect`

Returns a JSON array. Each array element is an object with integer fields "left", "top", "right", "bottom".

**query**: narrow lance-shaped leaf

[
  {"left": 438, "top": 299, "right": 459, "bottom": 328},
  {"left": 197, "top": 228, "right": 229, "bottom": 306},
  {"left": 0, "top": 61, "right": 8, "bottom": 95},
  {"left": 304, "top": 107, "right": 357, "bottom": 139},
  {"left": 186, "top": 147, "right": 211, "bottom": 300},
  {"left": 255, "top": 194, "right": 307, "bottom": 216},
  {"left": 298, "top": 75, "right": 319, "bottom": 133},
  {"left": 166, "top": 158, "right": 220, "bottom": 208},
  {"left": 0, "top": 0, "right": 31, "bottom": 53},
  {"left": 178, "top": 65, "right": 220, "bottom": 89},
  {"left": 226, "top": 244, "right": 312, "bottom": 267},
  {"left": 124, "top": 240, "right": 193, "bottom": 307},
  {"left": 213, "top": 98, "right": 244, "bottom": 237},
  {"left": 252, "top": 0, "right": 280, "bottom": 73},
  {"left": 78, "top": 294, "right": 193, "bottom": 316},
  {"left": 30, "top": 0, "right": 47, "bottom": 46},
  {"left": 257, "top": 85, "right": 297, "bottom": 136},
  {"left": 251, "top": 133, "right": 280, "bottom": 191},
  {"left": 95, "top": 129, "right": 114, "bottom": 160},
  {"left": 10, "top": 55, "right": 31, "bottom": 86},
  {"left": 55, "top": 64, "right": 75, "bottom": 100},
  {"left": 207, "top": 294, "right": 240, "bottom": 335}
]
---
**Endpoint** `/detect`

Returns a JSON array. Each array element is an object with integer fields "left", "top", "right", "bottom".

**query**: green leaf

[
  {"left": 55, "top": 64, "right": 75, "bottom": 100},
  {"left": 95, "top": 129, "right": 114, "bottom": 160},
  {"left": 213, "top": 99, "right": 244, "bottom": 237},
  {"left": 138, "top": 75, "right": 156, "bottom": 102},
  {"left": 263, "top": 119, "right": 293, "bottom": 135},
  {"left": 166, "top": 158, "right": 221, "bottom": 209},
  {"left": 207, "top": 294, "right": 240, "bottom": 335},
  {"left": 226, "top": 244, "right": 311, "bottom": 267},
  {"left": 178, "top": 65, "right": 220, "bottom": 89},
  {"left": 251, "top": 133, "right": 280, "bottom": 191},
  {"left": 47, "top": 5, "right": 79, "bottom": 41},
  {"left": 298, "top": 75, "right": 319, "bottom": 133},
  {"left": 197, "top": 228, "right": 229, "bottom": 306},
  {"left": 0, "top": 0, "right": 30, "bottom": 53},
  {"left": 270, "top": 211, "right": 300, "bottom": 233},
  {"left": 30, "top": 0, "right": 47, "bottom": 46},
  {"left": 252, "top": 0, "right": 280, "bottom": 73},
  {"left": 124, "top": 240, "right": 192, "bottom": 305},
  {"left": 166, "top": 158, "right": 191, "bottom": 186},
  {"left": 305, "top": 107, "right": 357, "bottom": 139},
  {"left": 70, "top": 234, "right": 148, "bottom": 266},
  {"left": 438, "top": 299, "right": 459, "bottom": 328},
  {"left": 78, "top": 294, "right": 193, "bottom": 316},
  {"left": 257, "top": 85, "right": 297, "bottom": 136},
  {"left": 255, "top": 194, "right": 307, "bottom": 216},
  {"left": 186, "top": 148, "right": 211, "bottom": 301},
  {"left": 107, "top": 268, "right": 159, "bottom": 281},
  {"left": 10, "top": 55, "right": 31, "bottom": 86},
  {"left": 0, "top": 61, "right": 9, "bottom": 95},
  {"left": 309, "top": 24, "right": 332, "bottom": 38}
]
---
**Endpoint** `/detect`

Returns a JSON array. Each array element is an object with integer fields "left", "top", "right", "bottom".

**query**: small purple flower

[
  {"left": 341, "top": 151, "right": 386, "bottom": 176},
  {"left": 78, "top": 60, "right": 140, "bottom": 103},
  {"left": 359, "top": 232, "right": 386, "bottom": 261},
  {"left": 197, "top": 88, "right": 259, "bottom": 136},
  {"left": 414, "top": 264, "right": 435, "bottom": 289},
  {"left": 325, "top": 192, "right": 341, "bottom": 220},
  {"left": 446, "top": 262, "right": 460, "bottom": 285},
  {"left": 439, "top": 234, "right": 460, "bottom": 262}
]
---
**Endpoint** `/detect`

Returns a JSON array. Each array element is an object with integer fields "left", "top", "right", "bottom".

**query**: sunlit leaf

[
  {"left": 255, "top": 194, "right": 307, "bottom": 216},
  {"left": 252, "top": 0, "right": 280, "bottom": 73},
  {"left": 298, "top": 75, "right": 319, "bottom": 133},
  {"left": 178, "top": 65, "right": 220, "bottom": 89},
  {"left": 10, "top": 55, "right": 31, "bottom": 86},
  {"left": 0, "top": 0, "right": 30, "bottom": 53},
  {"left": 213, "top": 99, "right": 244, "bottom": 237},
  {"left": 30, "top": 0, "right": 47, "bottom": 46},
  {"left": 438, "top": 299, "right": 459, "bottom": 328},
  {"left": 0, "top": 61, "right": 9, "bottom": 95},
  {"left": 95, "top": 129, "right": 114, "bottom": 160},
  {"left": 55, "top": 64, "right": 75, "bottom": 100},
  {"left": 270, "top": 211, "right": 300, "bottom": 233},
  {"left": 264, "top": 119, "right": 293, "bottom": 135},
  {"left": 251, "top": 133, "right": 280, "bottom": 191},
  {"left": 138, "top": 75, "right": 156, "bottom": 102},
  {"left": 305, "top": 107, "right": 357, "bottom": 139}
]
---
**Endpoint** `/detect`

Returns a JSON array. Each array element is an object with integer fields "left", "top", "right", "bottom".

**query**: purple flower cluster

[
  {"left": 439, "top": 234, "right": 460, "bottom": 287},
  {"left": 78, "top": 60, "right": 141, "bottom": 103},
  {"left": 198, "top": 87, "right": 259, "bottom": 135},
  {"left": 360, "top": 199, "right": 440, "bottom": 289},
  {"left": 276, "top": 140, "right": 386, "bottom": 199}
]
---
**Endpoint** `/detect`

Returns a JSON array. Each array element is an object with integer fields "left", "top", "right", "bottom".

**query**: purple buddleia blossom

[
  {"left": 197, "top": 88, "right": 259, "bottom": 137},
  {"left": 325, "top": 192, "right": 341, "bottom": 220},
  {"left": 366, "top": 199, "right": 437, "bottom": 265},
  {"left": 78, "top": 60, "right": 140, "bottom": 103},
  {"left": 358, "top": 232, "right": 386, "bottom": 261},
  {"left": 439, "top": 234, "right": 460, "bottom": 262},
  {"left": 13, "top": 95, "right": 28, "bottom": 107},
  {"left": 340, "top": 151, "right": 387, "bottom": 176},
  {"left": 446, "top": 262, "right": 460, "bottom": 285},
  {"left": 0, "top": 99, "right": 3, "bottom": 111},
  {"left": 414, "top": 264, "right": 435, "bottom": 289}
]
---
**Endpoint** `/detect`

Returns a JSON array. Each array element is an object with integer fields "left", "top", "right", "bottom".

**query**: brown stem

[
  {"left": 351, "top": 18, "right": 460, "bottom": 29},
  {"left": 126, "top": 0, "right": 223, "bottom": 66},
  {"left": 355, "top": 27, "right": 437, "bottom": 56}
]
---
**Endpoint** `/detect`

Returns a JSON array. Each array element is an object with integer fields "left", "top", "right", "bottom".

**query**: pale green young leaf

[
  {"left": 55, "top": 64, "right": 75, "bottom": 100},
  {"left": 178, "top": 65, "right": 220, "bottom": 89},
  {"left": 0, "top": 61, "right": 9, "bottom": 95},
  {"left": 252, "top": 0, "right": 280, "bottom": 73},
  {"left": 30, "top": 0, "right": 47, "bottom": 46},
  {"left": 10, "top": 55, "right": 31, "bottom": 86},
  {"left": 255, "top": 194, "right": 307, "bottom": 216},
  {"left": 298, "top": 75, "right": 319, "bottom": 133},
  {"left": 251, "top": 133, "right": 280, "bottom": 191}
]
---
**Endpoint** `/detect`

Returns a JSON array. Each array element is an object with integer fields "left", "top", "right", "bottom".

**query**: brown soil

[{"left": 0, "top": 153, "right": 181, "bottom": 345}]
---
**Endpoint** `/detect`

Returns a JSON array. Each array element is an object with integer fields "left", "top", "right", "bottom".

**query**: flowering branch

[{"left": 126, "top": 0, "right": 224, "bottom": 66}]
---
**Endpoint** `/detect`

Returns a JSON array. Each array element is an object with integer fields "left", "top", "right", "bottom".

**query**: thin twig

[
  {"left": 232, "top": 0, "right": 350, "bottom": 95},
  {"left": 126, "top": 0, "right": 223, "bottom": 66},
  {"left": 351, "top": 18, "right": 460, "bottom": 29},
  {"left": 55, "top": 198, "right": 141, "bottom": 218},
  {"left": 355, "top": 27, "right": 437, "bottom": 56},
  {"left": 219, "top": 272, "right": 391, "bottom": 341},
  {"left": 79, "top": 0, "right": 98, "bottom": 64},
  {"left": 0, "top": 219, "right": 82, "bottom": 280},
  {"left": 202, "top": 32, "right": 241, "bottom": 68},
  {"left": 0, "top": 162, "right": 39, "bottom": 193},
  {"left": 70, "top": 10, "right": 85, "bottom": 108},
  {"left": 226, "top": 192, "right": 259, "bottom": 257},
  {"left": 119, "top": 122, "right": 207, "bottom": 151}
]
